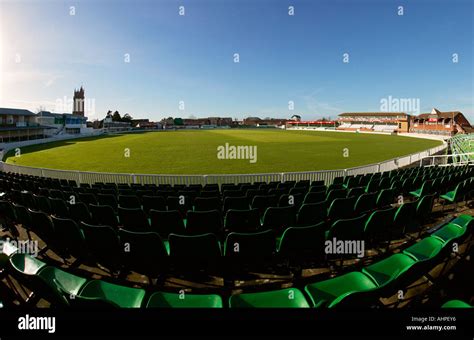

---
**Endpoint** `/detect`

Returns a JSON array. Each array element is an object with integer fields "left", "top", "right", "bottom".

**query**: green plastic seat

[
  {"left": 410, "top": 180, "right": 432, "bottom": 198},
  {"left": 80, "top": 222, "right": 123, "bottom": 272},
  {"left": 118, "top": 229, "right": 169, "bottom": 276},
  {"left": 364, "top": 207, "right": 396, "bottom": 243},
  {"left": 37, "top": 266, "right": 88, "bottom": 305},
  {"left": 326, "top": 189, "right": 347, "bottom": 203},
  {"left": 224, "top": 208, "right": 261, "bottom": 233},
  {"left": 361, "top": 254, "right": 417, "bottom": 289},
  {"left": 327, "top": 196, "right": 357, "bottom": 221},
  {"left": 326, "top": 214, "right": 367, "bottom": 241},
  {"left": 146, "top": 291, "right": 223, "bottom": 308},
  {"left": 451, "top": 215, "right": 473, "bottom": 229},
  {"left": 261, "top": 206, "right": 296, "bottom": 234},
  {"left": 297, "top": 201, "right": 327, "bottom": 227},
  {"left": 97, "top": 194, "right": 119, "bottom": 212},
  {"left": 186, "top": 210, "right": 222, "bottom": 235},
  {"left": 415, "top": 194, "right": 435, "bottom": 223},
  {"left": 49, "top": 197, "right": 70, "bottom": 218},
  {"left": 51, "top": 216, "right": 87, "bottom": 260},
  {"left": 118, "top": 207, "right": 150, "bottom": 232},
  {"left": 277, "top": 222, "right": 326, "bottom": 262},
  {"left": 142, "top": 196, "right": 167, "bottom": 214},
  {"left": 441, "top": 300, "right": 472, "bottom": 308},
  {"left": 224, "top": 229, "right": 275, "bottom": 258},
  {"left": 353, "top": 192, "right": 377, "bottom": 215},
  {"left": 10, "top": 253, "right": 47, "bottom": 276},
  {"left": 223, "top": 196, "right": 250, "bottom": 212},
  {"left": 402, "top": 236, "right": 445, "bottom": 261},
  {"left": 393, "top": 201, "right": 417, "bottom": 234},
  {"left": 29, "top": 209, "right": 56, "bottom": 246},
  {"left": 68, "top": 202, "right": 92, "bottom": 224},
  {"left": 89, "top": 204, "right": 118, "bottom": 229},
  {"left": 431, "top": 223, "right": 467, "bottom": 244},
  {"left": 229, "top": 288, "right": 310, "bottom": 308},
  {"left": 440, "top": 183, "right": 461, "bottom": 203},
  {"left": 376, "top": 188, "right": 395, "bottom": 208},
  {"left": 169, "top": 233, "right": 221, "bottom": 272},
  {"left": 149, "top": 209, "right": 185, "bottom": 238},
  {"left": 118, "top": 195, "right": 141, "bottom": 209},
  {"left": 251, "top": 195, "right": 278, "bottom": 218},
  {"left": 304, "top": 271, "right": 377, "bottom": 308},
  {"left": 303, "top": 192, "right": 326, "bottom": 204},
  {"left": 78, "top": 280, "right": 146, "bottom": 308}
]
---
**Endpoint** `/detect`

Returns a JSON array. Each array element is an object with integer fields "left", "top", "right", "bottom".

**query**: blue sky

[{"left": 0, "top": 0, "right": 472, "bottom": 122}]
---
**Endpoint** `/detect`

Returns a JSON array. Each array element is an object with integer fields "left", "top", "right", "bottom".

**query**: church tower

[{"left": 73, "top": 87, "right": 85, "bottom": 116}]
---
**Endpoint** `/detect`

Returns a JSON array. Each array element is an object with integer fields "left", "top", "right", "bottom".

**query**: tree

[
  {"left": 112, "top": 111, "right": 121, "bottom": 122},
  {"left": 122, "top": 113, "right": 133, "bottom": 122}
]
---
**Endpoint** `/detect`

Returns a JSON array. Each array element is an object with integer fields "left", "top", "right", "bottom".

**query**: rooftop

[{"left": 0, "top": 108, "right": 36, "bottom": 116}]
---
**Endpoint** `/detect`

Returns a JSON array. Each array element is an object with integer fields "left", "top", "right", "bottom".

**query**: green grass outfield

[{"left": 4, "top": 129, "right": 442, "bottom": 174}]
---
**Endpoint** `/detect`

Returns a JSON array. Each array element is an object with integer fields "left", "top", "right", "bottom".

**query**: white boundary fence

[{"left": 0, "top": 143, "right": 447, "bottom": 186}]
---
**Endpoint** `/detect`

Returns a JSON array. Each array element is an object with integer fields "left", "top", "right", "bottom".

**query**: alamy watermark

[
  {"left": 217, "top": 143, "right": 257, "bottom": 164},
  {"left": 0, "top": 238, "right": 39, "bottom": 257},
  {"left": 325, "top": 238, "right": 365, "bottom": 258},
  {"left": 54, "top": 96, "right": 96, "bottom": 115},
  {"left": 18, "top": 314, "right": 55, "bottom": 333},
  {"left": 380, "top": 95, "right": 420, "bottom": 114}
]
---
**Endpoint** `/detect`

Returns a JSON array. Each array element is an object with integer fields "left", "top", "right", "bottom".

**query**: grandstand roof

[
  {"left": 0, "top": 108, "right": 36, "bottom": 116},
  {"left": 339, "top": 112, "right": 409, "bottom": 117},
  {"left": 416, "top": 111, "right": 462, "bottom": 119},
  {"left": 37, "top": 111, "right": 86, "bottom": 118}
]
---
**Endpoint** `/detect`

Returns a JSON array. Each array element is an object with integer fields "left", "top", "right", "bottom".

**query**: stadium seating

[{"left": 0, "top": 163, "right": 472, "bottom": 309}]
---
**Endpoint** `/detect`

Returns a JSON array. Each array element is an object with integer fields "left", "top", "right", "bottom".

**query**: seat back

[
  {"left": 327, "top": 196, "right": 357, "bottom": 221},
  {"left": 90, "top": 204, "right": 117, "bottom": 227},
  {"left": 223, "top": 196, "right": 250, "bottom": 212},
  {"left": 142, "top": 195, "right": 167, "bottom": 214},
  {"left": 149, "top": 209, "right": 185, "bottom": 238},
  {"left": 224, "top": 208, "right": 261, "bottom": 233},
  {"left": 327, "top": 214, "right": 367, "bottom": 241},
  {"left": 80, "top": 222, "right": 122, "bottom": 271},
  {"left": 194, "top": 197, "right": 221, "bottom": 212},
  {"left": 261, "top": 206, "right": 296, "bottom": 233},
  {"left": 118, "top": 195, "right": 141, "bottom": 209},
  {"left": 278, "top": 222, "right": 326, "bottom": 261},
  {"left": 186, "top": 210, "right": 222, "bottom": 235},
  {"left": 68, "top": 202, "right": 91, "bottom": 224},
  {"left": 118, "top": 207, "right": 149, "bottom": 232},
  {"left": 354, "top": 192, "right": 377, "bottom": 215},
  {"left": 118, "top": 229, "right": 168, "bottom": 275},
  {"left": 224, "top": 229, "right": 275, "bottom": 259},
  {"left": 297, "top": 201, "right": 327, "bottom": 227},
  {"left": 364, "top": 207, "right": 396, "bottom": 242}
]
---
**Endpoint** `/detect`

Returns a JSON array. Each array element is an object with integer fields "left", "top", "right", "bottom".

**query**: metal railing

[
  {"left": 419, "top": 152, "right": 474, "bottom": 167},
  {"left": 0, "top": 143, "right": 447, "bottom": 185}
]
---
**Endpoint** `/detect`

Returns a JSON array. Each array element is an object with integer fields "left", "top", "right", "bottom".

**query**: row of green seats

[{"left": 2, "top": 214, "right": 471, "bottom": 308}]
